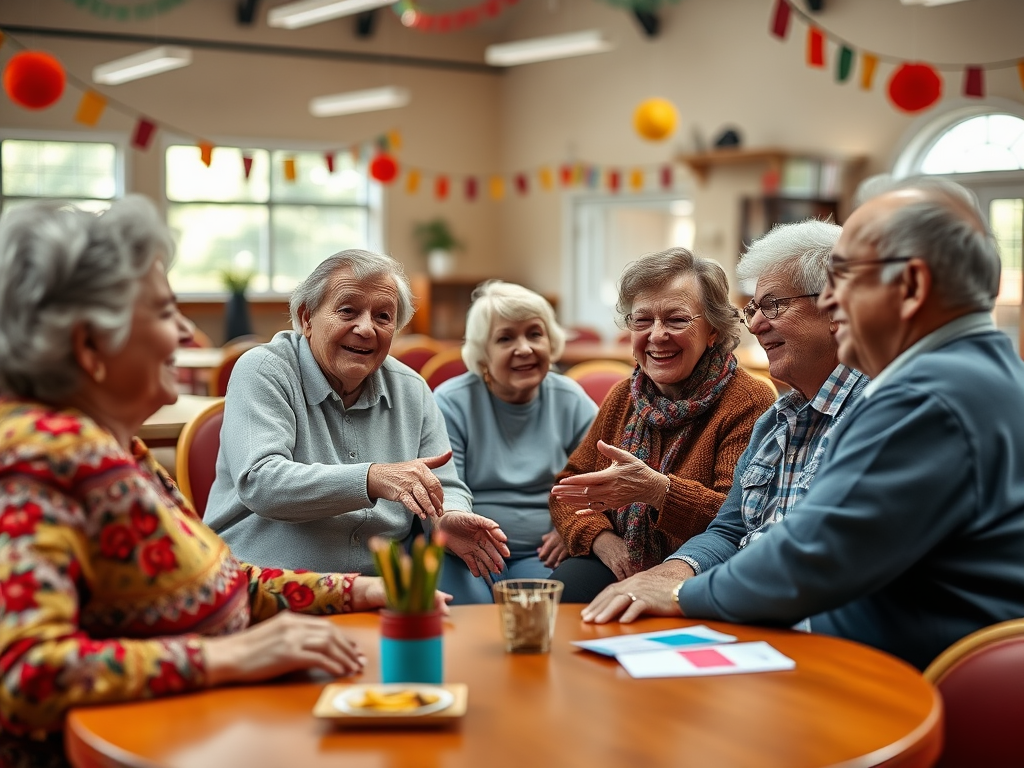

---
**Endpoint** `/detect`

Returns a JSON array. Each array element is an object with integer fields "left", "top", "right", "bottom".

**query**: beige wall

[{"left": 2, "top": 0, "right": 1023, "bottom": 304}]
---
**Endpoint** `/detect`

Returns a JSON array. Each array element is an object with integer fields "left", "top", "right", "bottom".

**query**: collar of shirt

[
  {"left": 297, "top": 334, "right": 393, "bottom": 410},
  {"left": 774, "top": 364, "right": 866, "bottom": 421},
  {"left": 862, "top": 312, "right": 995, "bottom": 399}
]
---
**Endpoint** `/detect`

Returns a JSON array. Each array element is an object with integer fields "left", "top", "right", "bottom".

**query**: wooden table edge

[
  {"left": 66, "top": 714, "right": 164, "bottom": 768},
  {"left": 827, "top": 688, "right": 943, "bottom": 768}
]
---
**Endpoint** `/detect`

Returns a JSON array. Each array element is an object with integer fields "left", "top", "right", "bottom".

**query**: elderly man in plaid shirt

[{"left": 582, "top": 218, "right": 868, "bottom": 624}]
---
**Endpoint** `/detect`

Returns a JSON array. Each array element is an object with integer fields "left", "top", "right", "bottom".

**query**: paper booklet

[
  {"left": 572, "top": 625, "right": 738, "bottom": 657},
  {"left": 617, "top": 641, "right": 797, "bottom": 678}
]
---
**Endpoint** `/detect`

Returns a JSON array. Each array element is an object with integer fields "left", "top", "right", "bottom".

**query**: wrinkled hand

[
  {"left": 354, "top": 576, "right": 453, "bottom": 616},
  {"left": 591, "top": 530, "right": 638, "bottom": 582},
  {"left": 436, "top": 510, "right": 510, "bottom": 577},
  {"left": 550, "top": 440, "right": 667, "bottom": 515},
  {"left": 366, "top": 451, "right": 452, "bottom": 519},
  {"left": 203, "top": 611, "right": 365, "bottom": 686},
  {"left": 537, "top": 528, "right": 568, "bottom": 569},
  {"left": 581, "top": 559, "right": 695, "bottom": 624}
]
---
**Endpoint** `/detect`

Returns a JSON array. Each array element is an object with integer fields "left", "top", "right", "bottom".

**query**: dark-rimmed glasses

[
  {"left": 624, "top": 314, "right": 703, "bottom": 333},
  {"left": 826, "top": 257, "right": 913, "bottom": 288},
  {"left": 741, "top": 294, "right": 818, "bottom": 327}
]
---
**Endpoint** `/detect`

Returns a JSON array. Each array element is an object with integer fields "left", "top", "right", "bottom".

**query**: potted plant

[
  {"left": 414, "top": 218, "right": 463, "bottom": 279},
  {"left": 220, "top": 267, "right": 255, "bottom": 342}
]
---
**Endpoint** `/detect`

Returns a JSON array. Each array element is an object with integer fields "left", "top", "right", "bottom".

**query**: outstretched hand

[
  {"left": 436, "top": 510, "right": 510, "bottom": 577},
  {"left": 550, "top": 440, "right": 667, "bottom": 514},
  {"left": 366, "top": 451, "right": 452, "bottom": 519}
]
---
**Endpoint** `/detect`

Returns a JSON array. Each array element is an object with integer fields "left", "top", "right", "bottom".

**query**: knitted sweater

[{"left": 550, "top": 368, "right": 775, "bottom": 560}]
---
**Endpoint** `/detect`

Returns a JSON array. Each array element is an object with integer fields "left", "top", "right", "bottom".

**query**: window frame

[{"left": 161, "top": 134, "right": 384, "bottom": 300}]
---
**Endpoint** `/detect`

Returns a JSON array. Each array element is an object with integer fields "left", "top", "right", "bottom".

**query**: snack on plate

[{"left": 354, "top": 688, "right": 441, "bottom": 712}]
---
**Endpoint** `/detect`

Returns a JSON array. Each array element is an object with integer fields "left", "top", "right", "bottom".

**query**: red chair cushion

[
  {"left": 425, "top": 359, "right": 468, "bottom": 390},
  {"left": 576, "top": 370, "right": 630, "bottom": 405},
  {"left": 185, "top": 410, "right": 224, "bottom": 519}
]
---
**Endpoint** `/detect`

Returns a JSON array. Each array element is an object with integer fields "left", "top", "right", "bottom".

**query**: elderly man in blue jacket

[{"left": 585, "top": 177, "right": 1024, "bottom": 670}]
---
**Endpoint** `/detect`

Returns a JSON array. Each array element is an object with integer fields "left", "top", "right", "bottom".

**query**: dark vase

[{"left": 224, "top": 291, "right": 253, "bottom": 342}]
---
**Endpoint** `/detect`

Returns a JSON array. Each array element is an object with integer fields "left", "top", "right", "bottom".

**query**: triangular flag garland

[
  {"left": 770, "top": 0, "right": 1024, "bottom": 114},
  {"left": 393, "top": 0, "right": 519, "bottom": 34},
  {"left": 74, "top": 90, "right": 106, "bottom": 126}
]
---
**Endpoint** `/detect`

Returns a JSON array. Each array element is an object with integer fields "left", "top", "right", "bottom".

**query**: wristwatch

[{"left": 671, "top": 581, "right": 685, "bottom": 616}]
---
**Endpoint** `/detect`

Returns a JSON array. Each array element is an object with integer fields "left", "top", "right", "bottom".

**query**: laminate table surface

[
  {"left": 138, "top": 395, "right": 222, "bottom": 448},
  {"left": 65, "top": 604, "right": 942, "bottom": 768}
]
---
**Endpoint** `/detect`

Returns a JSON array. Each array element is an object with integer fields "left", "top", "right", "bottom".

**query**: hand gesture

[
  {"left": 591, "top": 530, "right": 638, "bottom": 581},
  {"left": 203, "top": 611, "right": 365, "bottom": 686},
  {"left": 436, "top": 510, "right": 510, "bottom": 577},
  {"left": 550, "top": 440, "right": 667, "bottom": 514},
  {"left": 580, "top": 559, "right": 695, "bottom": 624},
  {"left": 537, "top": 528, "right": 568, "bottom": 569},
  {"left": 366, "top": 451, "right": 452, "bottom": 519}
]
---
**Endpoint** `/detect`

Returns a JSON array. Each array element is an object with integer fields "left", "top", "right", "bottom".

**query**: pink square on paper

[{"left": 678, "top": 648, "right": 735, "bottom": 669}]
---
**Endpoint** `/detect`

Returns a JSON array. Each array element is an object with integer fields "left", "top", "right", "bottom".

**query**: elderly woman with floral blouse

[{"left": 0, "top": 196, "right": 446, "bottom": 757}]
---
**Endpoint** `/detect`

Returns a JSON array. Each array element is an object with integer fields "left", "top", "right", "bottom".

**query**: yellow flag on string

[
  {"left": 283, "top": 156, "right": 297, "bottom": 182},
  {"left": 539, "top": 167, "right": 554, "bottom": 191},
  {"left": 387, "top": 130, "right": 402, "bottom": 151},
  {"left": 1018, "top": 60, "right": 1024, "bottom": 93},
  {"left": 406, "top": 169, "right": 421, "bottom": 194},
  {"left": 74, "top": 90, "right": 107, "bottom": 127},
  {"left": 199, "top": 142, "right": 214, "bottom": 168},
  {"left": 629, "top": 168, "right": 644, "bottom": 191},
  {"left": 489, "top": 176, "right": 505, "bottom": 201},
  {"left": 860, "top": 53, "right": 879, "bottom": 90},
  {"left": 0, "top": 30, "right": 7, "bottom": 50}
]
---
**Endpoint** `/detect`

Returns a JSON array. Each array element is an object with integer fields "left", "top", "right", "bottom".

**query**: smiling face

[
  {"left": 300, "top": 266, "right": 399, "bottom": 401},
  {"left": 483, "top": 315, "right": 552, "bottom": 404},
  {"left": 746, "top": 266, "right": 837, "bottom": 399},
  {"left": 629, "top": 273, "right": 717, "bottom": 399}
]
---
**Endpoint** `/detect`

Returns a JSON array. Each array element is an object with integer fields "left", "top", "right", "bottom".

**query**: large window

[
  {"left": 920, "top": 114, "right": 1024, "bottom": 175},
  {"left": 165, "top": 144, "right": 377, "bottom": 295},
  {"left": 0, "top": 137, "right": 120, "bottom": 213}
]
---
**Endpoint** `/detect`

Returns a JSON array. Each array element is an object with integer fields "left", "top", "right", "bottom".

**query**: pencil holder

[{"left": 379, "top": 609, "right": 443, "bottom": 684}]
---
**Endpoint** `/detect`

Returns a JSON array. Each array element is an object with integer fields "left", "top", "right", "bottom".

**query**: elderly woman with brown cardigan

[{"left": 550, "top": 248, "right": 775, "bottom": 602}]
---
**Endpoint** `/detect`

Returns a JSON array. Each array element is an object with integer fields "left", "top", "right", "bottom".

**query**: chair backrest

[
  {"left": 389, "top": 335, "right": 446, "bottom": 374},
  {"left": 211, "top": 339, "right": 262, "bottom": 397},
  {"left": 564, "top": 360, "right": 635, "bottom": 405},
  {"left": 175, "top": 399, "right": 225, "bottom": 519},
  {"left": 420, "top": 348, "right": 469, "bottom": 390},
  {"left": 923, "top": 618, "right": 1024, "bottom": 768},
  {"left": 565, "top": 326, "right": 603, "bottom": 343},
  {"left": 743, "top": 369, "right": 779, "bottom": 398}
]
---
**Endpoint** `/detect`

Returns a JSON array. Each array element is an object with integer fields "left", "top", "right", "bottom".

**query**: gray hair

[
  {"left": 863, "top": 176, "right": 1000, "bottom": 311},
  {"left": 289, "top": 249, "right": 415, "bottom": 332},
  {"left": 461, "top": 280, "right": 566, "bottom": 376},
  {"left": 616, "top": 247, "right": 741, "bottom": 353},
  {"left": 0, "top": 195, "right": 173, "bottom": 402},
  {"left": 737, "top": 219, "right": 842, "bottom": 294}
]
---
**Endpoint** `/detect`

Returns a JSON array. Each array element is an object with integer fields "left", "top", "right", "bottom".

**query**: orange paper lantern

[
  {"left": 3, "top": 51, "right": 66, "bottom": 110},
  {"left": 888, "top": 63, "right": 942, "bottom": 114},
  {"left": 633, "top": 97, "right": 679, "bottom": 142},
  {"left": 370, "top": 153, "right": 399, "bottom": 183}
]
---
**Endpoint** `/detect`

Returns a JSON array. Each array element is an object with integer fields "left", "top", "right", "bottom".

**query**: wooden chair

[
  {"left": 923, "top": 618, "right": 1024, "bottom": 768},
  {"left": 743, "top": 369, "right": 779, "bottom": 398},
  {"left": 175, "top": 398, "right": 225, "bottom": 519},
  {"left": 419, "top": 347, "right": 468, "bottom": 390},
  {"left": 564, "top": 360, "right": 635, "bottom": 405},
  {"left": 390, "top": 336, "right": 448, "bottom": 374},
  {"left": 210, "top": 339, "right": 263, "bottom": 397}
]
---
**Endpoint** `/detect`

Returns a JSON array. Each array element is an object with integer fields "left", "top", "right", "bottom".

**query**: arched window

[{"left": 920, "top": 114, "right": 1024, "bottom": 175}]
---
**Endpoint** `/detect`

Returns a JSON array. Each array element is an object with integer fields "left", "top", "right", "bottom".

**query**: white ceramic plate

[{"left": 333, "top": 684, "right": 454, "bottom": 717}]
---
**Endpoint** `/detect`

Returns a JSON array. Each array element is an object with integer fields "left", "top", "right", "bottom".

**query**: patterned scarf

[{"left": 617, "top": 344, "right": 737, "bottom": 570}]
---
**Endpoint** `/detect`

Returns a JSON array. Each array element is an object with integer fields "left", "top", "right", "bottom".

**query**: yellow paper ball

[{"left": 633, "top": 98, "right": 679, "bottom": 142}]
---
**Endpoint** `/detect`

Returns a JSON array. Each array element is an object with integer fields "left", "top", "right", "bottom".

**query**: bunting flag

[
  {"left": 514, "top": 173, "right": 527, "bottom": 195},
  {"left": 74, "top": 90, "right": 106, "bottom": 126},
  {"left": 242, "top": 153, "right": 254, "bottom": 179},
  {"left": 560, "top": 165, "right": 573, "bottom": 187},
  {"left": 387, "top": 130, "right": 402, "bottom": 150},
  {"left": 324, "top": 152, "right": 335, "bottom": 173},
  {"left": 770, "top": 0, "right": 1024, "bottom": 113},
  {"left": 283, "top": 156, "right": 297, "bottom": 182},
  {"left": 131, "top": 117, "right": 156, "bottom": 150},
  {"left": 629, "top": 168, "right": 644, "bottom": 191},
  {"left": 394, "top": 0, "right": 518, "bottom": 34},
  {"left": 198, "top": 142, "right": 214, "bottom": 167},
  {"left": 608, "top": 169, "right": 621, "bottom": 193},
  {"left": 489, "top": 176, "right": 505, "bottom": 200},
  {"left": 406, "top": 169, "right": 421, "bottom": 193},
  {"left": 435, "top": 176, "right": 449, "bottom": 200},
  {"left": 465, "top": 177, "right": 478, "bottom": 201},
  {"left": 539, "top": 167, "right": 554, "bottom": 191},
  {"left": 661, "top": 165, "right": 673, "bottom": 189}
]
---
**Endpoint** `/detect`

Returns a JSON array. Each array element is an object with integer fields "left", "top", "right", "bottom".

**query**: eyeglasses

[
  {"left": 741, "top": 294, "right": 819, "bottom": 327},
  {"left": 624, "top": 313, "right": 703, "bottom": 333},
  {"left": 826, "top": 256, "right": 913, "bottom": 288}
]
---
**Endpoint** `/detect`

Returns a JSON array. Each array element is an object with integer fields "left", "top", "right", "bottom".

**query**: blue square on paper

[{"left": 651, "top": 634, "right": 709, "bottom": 647}]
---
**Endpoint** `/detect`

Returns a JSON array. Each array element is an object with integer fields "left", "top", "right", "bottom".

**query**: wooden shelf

[{"left": 677, "top": 148, "right": 789, "bottom": 184}]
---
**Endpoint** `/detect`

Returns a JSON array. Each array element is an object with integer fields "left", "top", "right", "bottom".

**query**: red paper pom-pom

[
  {"left": 370, "top": 153, "right": 399, "bottom": 183},
  {"left": 3, "top": 51, "right": 66, "bottom": 110},
  {"left": 888, "top": 63, "right": 942, "bottom": 114}
]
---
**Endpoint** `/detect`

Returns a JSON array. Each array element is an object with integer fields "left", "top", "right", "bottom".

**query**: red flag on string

[
  {"left": 807, "top": 27, "right": 825, "bottom": 68},
  {"left": 661, "top": 165, "right": 673, "bottom": 189},
  {"left": 242, "top": 153, "right": 254, "bottom": 179},
  {"left": 131, "top": 118, "right": 156, "bottom": 150},
  {"left": 770, "top": 0, "right": 791, "bottom": 39},
  {"left": 435, "top": 175, "right": 449, "bottom": 200},
  {"left": 325, "top": 152, "right": 335, "bottom": 173},
  {"left": 198, "top": 142, "right": 214, "bottom": 168},
  {"left": 964, "top": 67, "right": 984, "bottom": 98},
  {"left": 466, "top": 177, "right": 478, "bottom": 201},
  {"left": 608, "top": 170, "right": 621, "bottom": 193},
  {"left": 514, "top": 173, "right": 528, "bottom": 195}
]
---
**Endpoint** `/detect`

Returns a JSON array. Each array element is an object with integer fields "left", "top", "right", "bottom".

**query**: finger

[
  {"left": 420, "top": 450, "right": 454, "bottom": 469},
  {"left": 476, "top": 539, "right": 507, "bottom": 573},
  {"left": 411, "top": 484, "right": 437, "bottom": 517},
  {"left": 620, "top": 597, "right": 647, "bottom": 624},
  {"left": 428, "top": 489, "right": 445, "bottom": 517},
  {"left": 400, "top": 491, "right": 428, "bottom": 520},
  {"left": 460, "top": 552, "right": 482, "bottom": 577},
  {"left": 596, "top": 440, "right": 640, "bottom": 464}
]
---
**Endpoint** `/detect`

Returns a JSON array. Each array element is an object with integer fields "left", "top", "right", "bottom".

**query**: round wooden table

[{"left": 65, "top": 605, "right": 942, "bottom": 768}]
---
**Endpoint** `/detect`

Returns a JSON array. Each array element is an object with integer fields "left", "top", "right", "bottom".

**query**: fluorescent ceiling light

[
  {"left": 92, "top": 46, "right": 192, "bottom": 85},
  {"left": 268, "top": 0, "right": 395, "bottom": 29},
  {"left": 309, "top": 86, "right": 410, "bottom": 117},
  {"left": 899, "top": 0, "right": 970, "bottom": 5},
  {"left": 485, "top": 30, "right": 613, "bottom": 67}
]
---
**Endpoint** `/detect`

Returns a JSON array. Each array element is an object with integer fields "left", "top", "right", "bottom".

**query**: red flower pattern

[
  {"left": 283, "top": 581, "right": 315, "bottom": 610},
  {"left": 0, "top": 502, "right": 43, "bottom": 538},
  {"left": 258, "top": 567, "right": 284, "bottom": 583},
  {"left": 129, "top": 503, "right": 159, "bottom": 538},
  {"left": 99, "top": 524, "right": 137, "bottom": 561},
  {"left": 1, "top": 571, "right": 39, "bottom": 612},
  {"left": 138, "top": 536, "right": 177, "bottom": 578},
  {"left": 33, "top": 414, "right": 81, "bottom": 437},
  {"left": 19, "top": 660, "right": 59, "bottom": 702},
  {"left": 147, "top": 660, "right": 188, "bottom": 697}
]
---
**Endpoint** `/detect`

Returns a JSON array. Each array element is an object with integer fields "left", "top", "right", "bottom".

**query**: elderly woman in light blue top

[
  {"left": 434, "top": 280, "right": 599, "bottom": 604},
  {"left": 205, "top": 250, "right": 509, "bottom": 578}
]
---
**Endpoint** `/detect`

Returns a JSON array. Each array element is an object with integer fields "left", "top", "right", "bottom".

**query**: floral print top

[{"left": 0, "top": 398, "right": 358, "bottom": 737}]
